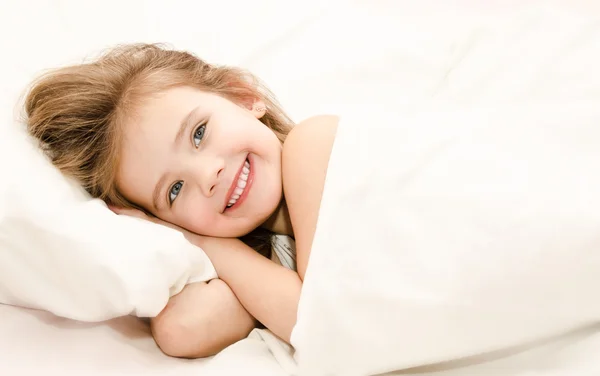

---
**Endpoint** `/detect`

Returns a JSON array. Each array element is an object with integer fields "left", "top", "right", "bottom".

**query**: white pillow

[{"left": 0, "top": 124, "right": 217, "bottom": 321}]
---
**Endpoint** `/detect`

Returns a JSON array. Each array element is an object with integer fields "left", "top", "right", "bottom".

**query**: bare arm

[
  {"left": 152, "top": 234, "right": 300, "bottom": 350},
  {"left": 186, "top": 235, "right": 302, "bottom": 344},
  {"left": 150, "top": 278, "right": 256, "bottom": 358},
  {"left": 109, "top": 207, "right": 256, "bottom": 358},
  {"left": 282, "top": 115, "right": 338, "bottom": 280}
]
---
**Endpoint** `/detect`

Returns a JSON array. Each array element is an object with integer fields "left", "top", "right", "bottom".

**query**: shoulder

[
  {"left": 282, "top": 114, "right": 339, "bottom": 187},
  {"left": 284, "top": 114, "right": 339, "bottom": 149},
  {"left": 282, "top": 115, "right": 339, "bottom": 279},
  {"left": 282, "top": 114, "right": 339, "bottom": 195},
  {"left": 282, "top": 115, "right": 339, "bottom": 180}
]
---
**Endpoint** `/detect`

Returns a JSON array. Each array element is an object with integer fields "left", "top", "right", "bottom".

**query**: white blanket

[{"left": 285, "top": 4, "right": 600, "bottom": 376}]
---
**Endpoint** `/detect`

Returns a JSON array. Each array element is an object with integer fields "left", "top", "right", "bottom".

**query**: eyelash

[
  {"left": 167, "top": 122, "right": 207, "bottom": 206},
  {"left": 192, "top": 122, "right": 207, "bottom": 148}
]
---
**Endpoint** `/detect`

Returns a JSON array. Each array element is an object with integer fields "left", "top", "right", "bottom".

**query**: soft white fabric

[
  {"left": 270, "top": 235, "right": 297, "bottom": 271},
  {"left": 2, "top": 1, "right": 600, "bottom": 375},
  {"left": 0, "top": 304, "right": 291, "bottom": 376},
  {"left": 289, "top": 4, "right": 600, "bottom": 376},
  {"left": 0, "top": 123, "right": 218, "bottom": 321}
]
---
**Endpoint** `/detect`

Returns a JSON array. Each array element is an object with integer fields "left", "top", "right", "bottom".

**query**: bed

[{"left": 2, "top": 1, "right": 600, "bottom": 375}]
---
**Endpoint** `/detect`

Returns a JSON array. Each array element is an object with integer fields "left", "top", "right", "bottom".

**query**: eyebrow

[
  {"left": 151, "top": 106, "right": 198, "bottom": 210},
  {"left": 152, "top": 174, "right": 169, "bottom": 211},
  {"left": 175, "top": 106, "right": 198, "bottom": 146}
]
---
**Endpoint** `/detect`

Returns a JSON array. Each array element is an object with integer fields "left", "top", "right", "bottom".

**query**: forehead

[
  {"left": 136, "top": 86, "right": 209, "bottom": 119},
  {"left": 122, "top": 88, "right": 191, "bottom": 152}
]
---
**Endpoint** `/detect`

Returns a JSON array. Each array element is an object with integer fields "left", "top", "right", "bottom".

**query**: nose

[{"left": 189, "top": 154, "right": 224, "bottom": 198}]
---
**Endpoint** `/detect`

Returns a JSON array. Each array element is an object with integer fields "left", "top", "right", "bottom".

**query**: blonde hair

[{"left": 24, "top": 43, "right": 294, "bottom": 256}]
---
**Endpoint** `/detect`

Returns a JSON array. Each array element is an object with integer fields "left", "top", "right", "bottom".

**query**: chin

[
  {"left": 228, "top": 223, "right": 262, "bottom": 238},
  {"left": 235, "top": 207, "right": 280, "bottom": 238}
]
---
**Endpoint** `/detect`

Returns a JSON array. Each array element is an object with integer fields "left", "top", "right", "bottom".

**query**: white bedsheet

[
  {"left": 0, "top": 304, "right": 212, "bottom": 375},
  {"left": 0, "top": 303, "right": 293, "bottom": 376}
]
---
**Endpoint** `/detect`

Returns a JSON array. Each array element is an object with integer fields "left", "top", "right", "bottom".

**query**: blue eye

[
  {"left": 193, "top": 124, "right": 206, "bottom": 147},
  {"left": 169, "top": 181, "right": 183, "bottom": 204}
]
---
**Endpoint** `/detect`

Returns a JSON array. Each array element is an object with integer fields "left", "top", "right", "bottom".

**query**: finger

[
  {"left": 109, "top": 206, "right": 147, "bottom": 219},
  {"left": 107, "top": 204, "right": 121, "bottom": 213},
  {"left": 123, "top": 209, "right": 147, "bottom": 219}
]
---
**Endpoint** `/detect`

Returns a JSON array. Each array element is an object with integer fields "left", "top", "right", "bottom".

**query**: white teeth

[{"left": 227, "top": 159, "right": 251, "bottom": 208}]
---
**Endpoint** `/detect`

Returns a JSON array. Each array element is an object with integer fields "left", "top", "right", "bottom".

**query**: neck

[{"left": 261, "top": 199, "right": 293, "bottom": 237}]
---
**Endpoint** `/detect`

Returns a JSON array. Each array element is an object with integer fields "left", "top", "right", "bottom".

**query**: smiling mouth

[{"left": 226, "top": 159, "right": 250, "bottom": 208}]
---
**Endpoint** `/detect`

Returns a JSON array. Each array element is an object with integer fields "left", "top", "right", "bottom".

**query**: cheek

[
  {"left": 182, "top": 213, "right": 250, "bottom": 237},
  {"left": 172, "top": 199, "right": 217, "bottom": 234}
]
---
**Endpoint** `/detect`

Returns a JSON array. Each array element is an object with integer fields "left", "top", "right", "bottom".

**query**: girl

[{"left": 24, "top": 43, "right": 338, "bottom": 358}]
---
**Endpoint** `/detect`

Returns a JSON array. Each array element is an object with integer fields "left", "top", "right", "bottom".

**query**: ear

[{"left": 250, "top": 99, "right": 267, "bottom": 119}]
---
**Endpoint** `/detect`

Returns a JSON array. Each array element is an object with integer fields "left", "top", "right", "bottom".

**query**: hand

[
  {"left": 108, "top": 205, "right": 185, "bottom": 233},
  {"left": 108, "top": 205, "right": 210, "bottom": 248}
]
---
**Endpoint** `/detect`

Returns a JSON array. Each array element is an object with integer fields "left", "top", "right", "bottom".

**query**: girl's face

[{"left": 116, "top": 86, "right": 284, "bottom": 237}]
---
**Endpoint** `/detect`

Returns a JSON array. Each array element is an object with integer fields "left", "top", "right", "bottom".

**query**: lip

[{"left": 223, "top": 155, "right": 254, "bottom": 212}]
